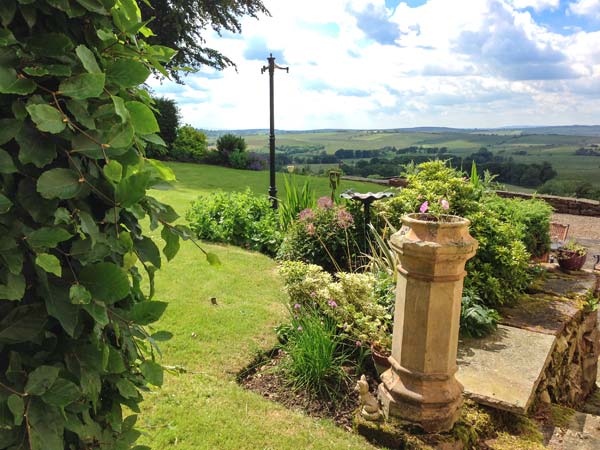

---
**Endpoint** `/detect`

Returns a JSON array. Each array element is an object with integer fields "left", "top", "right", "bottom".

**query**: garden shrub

[
  {"left": 0, "top": 1, "right": 222, "bottom": 447},
  {"left": 482, "top": 196, "right": 553, "bottom": 257},
  {"left": 278, "top": 261, "right": 392, "bottom": 349},
  {"left": 171, "top": 124, "right": 208, "bottom": 162},
  {"left": 376, "top": 160, "right": 536, "bottom": 307},
  {"left": 460, "top": 289, "right": 501, "bottom": 338},
  {"left": 229, "top": 148, "right": 249, "bottom": 169},
  {"left": 186, "top": 189, "right": 282, "bottom": 255},
  {"left": 277, "top": 198, "right": 361, "bottom": 272}
]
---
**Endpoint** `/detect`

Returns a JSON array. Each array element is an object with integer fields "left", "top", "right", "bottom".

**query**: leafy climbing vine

[{"left": 0, "top": 0, "right": 215, "bottom": 448}]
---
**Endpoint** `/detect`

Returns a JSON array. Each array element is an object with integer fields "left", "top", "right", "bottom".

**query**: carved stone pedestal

[{"left": 378, "top": 213, "right": 478, "bottom": 433}]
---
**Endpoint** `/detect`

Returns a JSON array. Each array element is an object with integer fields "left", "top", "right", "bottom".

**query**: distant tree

[
  {"left": 140, "top": 1, "right": 269, "bottom": 82},
  {"left": 154, "top": 97, "right": 181, "bottom": 147},
  {"left": 172, "top": 125, "right": 208, "bottom": 161},
  {"left": 216, "top": 133, "right": 247, "bottom": 165}
]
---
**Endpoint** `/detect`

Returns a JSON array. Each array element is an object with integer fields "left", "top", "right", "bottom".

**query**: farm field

[{"left": 241, "top": 129, "right": 600, "bottom": 190}]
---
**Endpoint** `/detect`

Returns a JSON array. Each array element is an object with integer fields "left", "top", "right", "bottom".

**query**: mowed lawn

[{"left": 137, "top": 162, "right": 378, "bottom": 449}]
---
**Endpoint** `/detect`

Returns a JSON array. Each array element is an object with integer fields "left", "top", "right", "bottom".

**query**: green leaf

[
  {"left": 66, "top": 99, "right": 95, "bottom": 129},
  {"left": 76, "top": 0, "right": 108, "bottom": 14},
  {"left": 134, "top": 236, "right": 161, "bottom": 268},
  {"left": 28, "top": 398, "right": 63, "bottom": 450},
  {"left": 0, "top": 148, "right": 16, "bottom": 173},
  {"left": 103, "top": 160, "right": 122, "bottom": 183},
  {"left": 147, "top": 159, "right": 176, "bottom": 181},
  {"left": 126, "top": 101, "right": 159, "bottom": 135},
  {"left": 7, "top": 394, "right": 23, "bottom": 426},
  {"left": 79, "top": 262, "right": 130, "bottom": 303},
  {"left": 130, "top": 301, "right": 167, "bottom": 325},
  {"left": 59, "top": 73, "right": 105, "bottom": 99},
  {"left": 116, "top": 172, "right": 150, "bottom": 207},
  {"left": 106, "top": 122, "right": 134, "bottom": 149},
  {"left": 78, "top": 210, "right": 100, "bottom": 245},
  {"left": 111, "top": 95, "right": 129, "bottom": 123},
  {"left": 0, "top": 193, "right": 12, "bottom": 214},
  {"left": 46, "top": 0, "right": 70, "bottom": 13},
  {"left": 19, "top": 4, "right": 37, "bottom": 28},
  {"left": 0, "top": 118, "right": 22, "bottom": 145},
  {"left": 82, "top": 301, "right": 109, "bottom": 326},
  {"left": 39, "top": 280, "right": 79, "bottom": 336},
  {"left": 0, "top": 273, "right": 25, "bottom": 301},
  {"left": 0, "top": 0, "right": 16, "bottom": 27},
  {"left": 69, "top": 284, "right": 91, "bottom": 304},
  {"left": 25, "top": 365, "right": 60, "bottom": 395},
  {"left": 42, "top": 378, "right": 81, "bottom": 407},
  {"left": 17, "top": 125, "right": 57, "bottom": 168},
  {"left": 207, "top": 252, "right": 221, "bottom": 266},
  {"left": 36, "top": 253, "right": 62, "bottom": 276},
  {"left": 37, "top": 168, "right": 83, "bottom": 199},
  {"left": 27, "top": 32, "right": 73, "bottom": 57},
  {"left": 26, "top": 104, "right": 66, "bottom": 134},
  {"left": 0, "top": 67, "right": 35, "bottom": 94},
  {"left": 27, "top": 227, "right": 72, "bottom": 248},
  {"left": 150, "top": 331, "right": 173, "bottom": 341},
  {"left": 115, "top": 378, "right": 138, "bottom": 399},
  {"left": 106, "top": 347, "right": 126, "bottom": 373},
  {"left": 75, "top": 44, "right": 101, "bottom": 73},
  {"left": 106, "top": 59, "right": 150, "bottom": 87},
  {"left": 140, "top": 361, "right": 163, "bottom": 386},
  {"left": 149, "top": 45, "right": 178, "bottom": 63},
  {"left": 0, "top": 28, "right": 17, "bottom": 46},
  {"left": 23, "top": 64, "right": 71, "bottom": 77},
  {"left": 161, "top": 226, "right": 179, "bottom": 261},
  {"left": 142, "top": 133, "right": 166, "bottom": 147},
  {"left": 0, "top": 304, "right": 46, "bottom": 343}
]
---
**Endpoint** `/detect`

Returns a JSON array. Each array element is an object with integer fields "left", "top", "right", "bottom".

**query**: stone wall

[
  {"left": 536, "top": 309, "right": 600, "bottom": 408},
  {"left": 495, "top": 191, "right": 600, "bottom": 217}
]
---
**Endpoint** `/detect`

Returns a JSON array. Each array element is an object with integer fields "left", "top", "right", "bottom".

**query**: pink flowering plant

[{"left": 277, "top": 199, "right": 361, "bottom": 273}]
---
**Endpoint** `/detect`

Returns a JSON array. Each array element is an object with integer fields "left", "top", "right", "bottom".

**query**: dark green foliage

[
  {"left": 186, "top": 189, "right": 282, "bottom": 256},
  {"left": 460, "top": 289, "right": 501, "bottom": 338},
  {"left": 153, "top": 97, "right": 181, "bottom": 147},
  {"left": 140, "top": 0, "right": 269, "bottom": 82},
  {"left": 217, "top": 133, "right": 246, "bottom": 161},
  {"left": 377, "top": 161, "right": 537, "bottom": 307},
  {"left": 539, "top": 179, "right": 600, "bottom": 200},
  {"left": 172, "top": 125, "right": 208, "bottom": 162},
  {"left": 277, "top": 199, "right": 360, "bottom": 273},
  {"left": 228, "top": 148, "right": 249, "bottom": 169},
  {"left": 0, "top": 1, "right": 214, "bottom": 447},
  {"left": 280, "top": 306, "right": 351, "bottom": 400}
]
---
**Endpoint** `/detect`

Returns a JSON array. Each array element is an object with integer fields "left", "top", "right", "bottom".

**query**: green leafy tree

[
  {"left": 154, "top": 97, "right": 181, "bottom": 147},
  {"left": 140, "top": 0, "right": 269, "bottom": 81},
  {"left": 0, "top": 0, "right": 216, "bottom": 448},
  {"left": 216, "top": 133, "right": 246, "bottom": 165},
  {"left": 172, "top": 125, "right": 208, "bottom": 161}
]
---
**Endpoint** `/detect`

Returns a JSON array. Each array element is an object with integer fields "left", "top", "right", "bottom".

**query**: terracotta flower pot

[
  {"left": 558, "top": 251, "right": 587, "bottom": 271},
  {"left": 370, "top": 343, "right": 391, "bottom": 377}
]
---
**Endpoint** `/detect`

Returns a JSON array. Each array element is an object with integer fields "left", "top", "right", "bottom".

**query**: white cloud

[
  {"left": 568, "top": 0, "right": 600, "bottom": 17},
  {"left": 163, "top": 0, "right": 600, "bottom": 129}
]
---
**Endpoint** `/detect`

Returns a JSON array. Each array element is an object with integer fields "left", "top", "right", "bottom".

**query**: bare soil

[{"left": 239, "top": 349, "right": 380, "bottom": 432}]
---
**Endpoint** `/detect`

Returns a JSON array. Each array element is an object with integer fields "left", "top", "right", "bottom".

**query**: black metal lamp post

[{"left": 261, "top": 53, "right": 288, "bottom": 209}]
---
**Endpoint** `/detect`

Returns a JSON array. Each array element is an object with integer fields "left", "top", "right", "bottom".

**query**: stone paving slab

[
  {"left": 536, "top": 268, "right": 598, "bottom": 298},
  {"left": 457, "top": 325, "right": 556, "bottom": 415},
  {"left": 547, "top": 412, "right": 600, "bottom": 450}
]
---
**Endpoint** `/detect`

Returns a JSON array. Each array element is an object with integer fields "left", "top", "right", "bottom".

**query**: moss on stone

[
  {"left": 550, "top": 404, "right": 577, "bottom": 428},
  {"left": 489, "top": 432, "right": 547, "bottom": 450}
]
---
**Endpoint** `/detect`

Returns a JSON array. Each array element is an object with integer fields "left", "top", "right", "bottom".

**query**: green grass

[{"left": 137, "top": 162, "right": 377, "bottom": 449}]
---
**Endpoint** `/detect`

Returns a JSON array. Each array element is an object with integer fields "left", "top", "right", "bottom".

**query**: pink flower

[
  {"left": 419, "top": 201, "right": 429, "bottom": 213},
  {"left": 317, "top": 196, "right": 333, "bottom": 209},
  {"left": 305, "top": 223, "right": 316, "bottom": 236},
  {"left": 355, "top": 340, "right": 362, "bottom": 347},
  {"left": 297, "top": 325, "right": 303, "bottom": 331},
  {"left": 298, "top": 208, "right": 314, "bottom": 222},
  {"left": 310, "top": 291, "right": 317, "bottom": 298},
  {"left": 327, "top": 299, "right": 338, "bottom": 308},
  {"left": 336, "top": 209, "right": 354, "bottom": 229},
  {"left": 440, "top": 199, "right": 449, "bottom": 210},
  {"left": 293, "top": 303, "right": 301, "bottom": 310}
]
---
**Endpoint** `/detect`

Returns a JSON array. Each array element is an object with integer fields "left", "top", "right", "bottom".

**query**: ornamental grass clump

[{"left": 281, "top": 305, "right": 352, "bottom": 400}]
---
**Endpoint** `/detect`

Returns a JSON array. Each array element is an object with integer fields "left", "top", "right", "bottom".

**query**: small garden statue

[{"left": 355, "top": 375, "right": 381, "bottom": 421}]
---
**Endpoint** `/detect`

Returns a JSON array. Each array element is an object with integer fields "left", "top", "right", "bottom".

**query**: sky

[{"left": 148, "top": 0, "right": 600, "bottom": 130}]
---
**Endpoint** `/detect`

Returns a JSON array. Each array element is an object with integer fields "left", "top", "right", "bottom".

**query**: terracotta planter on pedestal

[{"left": 378, "top": 213, "right": 478, "bottom": 433}]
